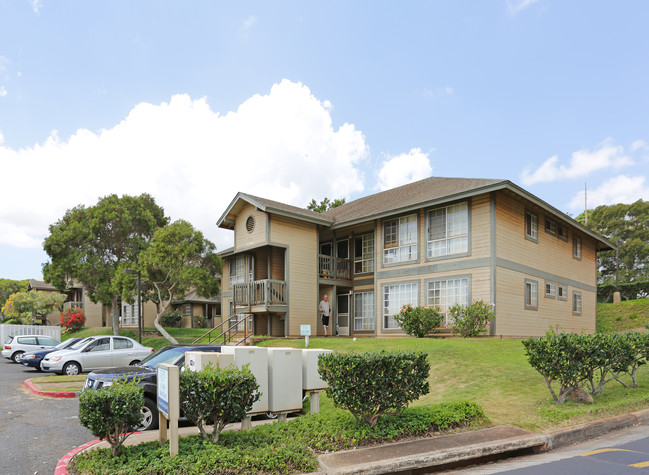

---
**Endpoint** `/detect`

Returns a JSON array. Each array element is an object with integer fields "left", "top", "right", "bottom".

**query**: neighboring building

[
  {"left": 216, "top": 177, "right": 614, "bottom": 338},
  {"left": 30, "top": 279, "right": 157, "bottom": 329},
  {"left": 170, "top": 288, "right": 221, "bottom": 329}
]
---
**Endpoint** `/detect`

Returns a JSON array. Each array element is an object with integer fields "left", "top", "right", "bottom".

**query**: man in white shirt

[{"left": 319, "top": 294, "right": 330, "bottom": 337}]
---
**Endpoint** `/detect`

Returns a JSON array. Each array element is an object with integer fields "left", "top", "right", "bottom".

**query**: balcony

[
  {"left": 233, "top": 279, "right": 287, "bottom": 312},
  {"left": 63, "top": 301, "right": 84, "bottom": 310},
  {"left": 318, "top": 255, "right": 351, "bottom": 281}
]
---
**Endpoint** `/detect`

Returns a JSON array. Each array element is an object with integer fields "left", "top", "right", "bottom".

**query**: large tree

[
  {"left": 43, "top": 194, "right": 168, "bottom": 335},
  {"left": 0, "top": 278, "right": 28, "bottom": 312},
  {"left": 2, "top": 290, "right": 66, "bottom": 325},
  {"left": 578, "top": 199, "right": 649, "bottom": 284},
  {"left": 118, "top": 219, "right": 221, "bottom": 344},
  {"left": 306, "top": 197, "right": 346, "bottom": 213}
]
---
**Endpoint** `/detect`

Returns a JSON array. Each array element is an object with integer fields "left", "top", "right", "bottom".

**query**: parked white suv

[
  {"left": 2, "top": 335, "right": 60, "bottom": 363},
  {"left": 41, "top": 335, "right": 154, "bottom": 375}
]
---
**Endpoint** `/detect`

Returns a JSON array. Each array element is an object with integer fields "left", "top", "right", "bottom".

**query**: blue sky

[{"left": 1, "top": 1, "right": 648, "bottom": 280}]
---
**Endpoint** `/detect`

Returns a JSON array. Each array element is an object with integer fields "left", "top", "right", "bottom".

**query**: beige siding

[
  {"left": 493, "top": 191, "right": 597, "bottom": 335},
  {"left": 234, "top": 203, "right": 268, "bottom": 251},
  {"left": 494, "top": 267, "right": 595, "bottom": 336},
  {"left": 270, "top": 215, "right": 318, "bottom": 336}
]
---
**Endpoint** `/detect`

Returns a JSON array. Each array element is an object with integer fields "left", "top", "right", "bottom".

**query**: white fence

[{"left": 0, "top": 324, "right": 61, "bottom": 344}]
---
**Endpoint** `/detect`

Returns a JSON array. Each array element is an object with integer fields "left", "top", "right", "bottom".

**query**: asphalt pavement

[{"left": 0, "top": 358, "right": 94, "bottom": 475}]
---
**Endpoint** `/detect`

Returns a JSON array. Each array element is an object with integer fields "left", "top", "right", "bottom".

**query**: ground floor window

[
  {"left": 525, "top": 279, "right": 538, "bottom": 310},
  {"left": 426, "top": 277, "right": 469, "bottom": 325},
  {"left": 383, "top": 282, "right": 418, "bottom": 329},
  {"left": 573, "top": 291, "right": 582, "bottom": 316},
  {"left": 353, "top": 291, "right": 375, "bottom": 330}
]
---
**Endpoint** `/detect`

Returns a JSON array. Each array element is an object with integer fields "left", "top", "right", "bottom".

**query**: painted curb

[
  {"left": 24, "top": 378, "right": 78, "bottom": 398},
  {"left": 54, "top": 439, "right": 102, "bottom": 475}
]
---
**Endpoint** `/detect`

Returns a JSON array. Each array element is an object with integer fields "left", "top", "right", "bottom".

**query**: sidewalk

[{"left": 33, "top": 379, "right": 649, "bottom": 475}]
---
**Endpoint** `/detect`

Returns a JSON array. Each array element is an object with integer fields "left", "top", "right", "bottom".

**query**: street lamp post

[{"left": 123, "top": 269, "right": 142, "bottom": 343}]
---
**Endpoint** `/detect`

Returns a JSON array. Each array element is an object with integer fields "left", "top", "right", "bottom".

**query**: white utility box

[
  {"left": 220, "top": 346, "right": 269, "bottom": 414},
  {"left": 267, "top": 347, "right": 303, "bottom": 413},
  {"left": 185, "top": 351, "right": 234, "bottom": 372},
  {"left": 302, "top": 349, "right": 332, "bottom": 391}
]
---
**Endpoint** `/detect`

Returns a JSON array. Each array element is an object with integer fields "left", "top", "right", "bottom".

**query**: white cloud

[
  {"left": 241, "top": 16, "right": 257, "bottom": 39},
  {"left": 521, "top": 140, "right": 634, "bottom": 186},
  {"left": 631, "top": 139, "right": 648, "bottom": 152},
  {"left": 568, "top": 175, "right": 649, "bottom": 211},
  {"left": 28, "top": 0, "right": 43, "bottom": 14},
  {"left": 0, "top": 79, "right": 368, "bottom": 252},
  {"left": 377, "top": 148, "right": 433, "bottom": 191},
  {"left": 445, "top": 86, "right": 454, "bottom": 95},
  {"left": 0, "top": 86, "right": 6, "bottom": 97},
  {"left": 507, "top": 0, "right": 539, "bottom": 15}
]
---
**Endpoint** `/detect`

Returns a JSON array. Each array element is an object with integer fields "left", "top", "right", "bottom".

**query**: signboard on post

[
  {"left": 300, "top": 324, "right": 311, "bottom": 348},
  {"left": 157, "top": 363, "right": 179, "bottom": 457}
]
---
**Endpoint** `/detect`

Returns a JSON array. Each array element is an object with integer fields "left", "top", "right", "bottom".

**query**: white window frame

[
  {"left": 426, "top": 202, "right": 469, "bottom": 259},
  {"left": 382, "top": 282, "right": 419, "bottom": 329},
  {"left": 182, "top": 304, "right": 192, "bottom": 317},
  {"left": 545, "top": 218, "right": 557, "bottom": 236},
  {"left": 426, "top": 276, "right": 470, "bottom": 326},
  {"left": 558, "top": 224, "right": 569, "bottom": 242},
  {"left": 383, "top": 214, "right": 418, "bottom": 265},
  {"left": 545, "top": 281, "right": 556, "bottom": 299},
  {"left": 573, "top": 291, "right": 582, "bottom": 316},
  {"left": 526, "top": 211, "right": 538, "bottom": 242},
  {"left": 353, "top": 291, "right": 375, "bottom": 331},
  {"left": 525, "top": 279, "right": 538, "bottom": 310},
  {"left": 354, "top": 233, "right": 375, "bottom": 274}
]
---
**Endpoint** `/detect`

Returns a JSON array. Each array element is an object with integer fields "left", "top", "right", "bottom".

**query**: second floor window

[
  {"left": 526, "top": 212, "right": 538, "bottom": 242},
  {"left": 573, "top": 236, "right": 582, "bottom": 259},
  {"left": 354, "top": 233, "right": 375, "bottom": 274},
  {"left": 383, "top": 214, "right": 417, "bottom": 264},
  {"left": 229, "top": 255, "right": 246, "bottom": 285},
  {"left": 427, "top": 202, "right": 469, "bottom": 258}
]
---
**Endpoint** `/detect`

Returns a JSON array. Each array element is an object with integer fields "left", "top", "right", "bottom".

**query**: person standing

[{"left": 319, "top": 294, "right": 330, "bottom": 337}]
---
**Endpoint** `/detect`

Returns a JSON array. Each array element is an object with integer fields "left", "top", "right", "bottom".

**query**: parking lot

[{"left": 0, "top": 358, "right": 94, "bottom": 475}]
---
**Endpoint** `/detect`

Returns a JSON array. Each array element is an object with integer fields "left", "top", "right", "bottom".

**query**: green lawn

[
  {"left": 597, "top": 298, "right": 649, "bottom": 333},
  {"left": 257, "top": 336, "right": 649, "bottom": 432}
]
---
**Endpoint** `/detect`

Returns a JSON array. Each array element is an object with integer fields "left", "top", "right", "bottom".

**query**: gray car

[{"left": 41, "top": 335, "right": 154, "bottom": 375}]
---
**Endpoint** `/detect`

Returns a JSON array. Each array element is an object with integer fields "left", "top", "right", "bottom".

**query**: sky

[{"left": 1, "top": 1, "right": 649, "bottom": 280}]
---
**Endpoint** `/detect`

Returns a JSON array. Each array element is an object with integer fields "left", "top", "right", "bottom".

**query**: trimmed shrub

[
  {"left": 78, "top": 377, "right": 144, "bottom": 456},
  {"left": 159, "top": 310, "right": 181, "bottom": 327},
  {"left": 60, "top": 308, "right": 86, "bottom": 332},
  {"left": 318, "top": 351, "right": 430, "bottom": 427},
  {"left": 179, "top": 364, "right": 260, "bottom": 443},
  {"left": 449, "top": 300, "right": 495, "bottom": 337},
  {"left": 522, "top": 330, "right": 649, "bottom": 404},
  {"left": 394, "top": 304, "right": 443, "bottom": 337}
]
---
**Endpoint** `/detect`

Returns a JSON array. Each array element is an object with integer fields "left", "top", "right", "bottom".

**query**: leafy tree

[
  {"left": 449, "top": 300, "right": 496, "bottom": 337},
  {"left": 306, "top": 197, "right": 346, "bottom": 213},
  {"left": 119, "top": 219, "right": 221, "bottom": 344},
  {"left": 1, "top": 290, "right": 67, "bottom": 324},
  {"left": 0, "top": 278, "right": 28, "bottom": 311},
  {"left": 43, "top": 194, "right": 168, "bottom": 335},
  {"left": 577, "top": 200, "right": 649, "bottom": 285},
  {"left": 393, "top": 304, "right": 443, "bottom": 337}
]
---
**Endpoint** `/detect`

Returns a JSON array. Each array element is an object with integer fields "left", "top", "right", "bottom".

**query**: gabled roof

[
  {"left": 216, "top": 176, "right": 615, "bottom": 252},
  {"left": 217, "top": 192, "right": 333, "bottom": 230},
  {"left": 28, "top": 279, "right": 57, "bottom": 291},
  {"left": 323, "top": 176, "right": 506, "bottom": 227}
]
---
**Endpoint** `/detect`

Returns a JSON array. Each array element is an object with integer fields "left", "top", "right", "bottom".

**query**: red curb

[
  {"left": 54, "top": 438, "right": 103, "bottom": 475},
  {"left": 24, "top": 378, "right": 77, "bottom": 398}
]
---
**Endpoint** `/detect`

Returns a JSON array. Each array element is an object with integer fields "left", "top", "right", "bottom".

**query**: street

[
  {"left": 0, "top": 358, "right": 94, "bottom": 475},
  {"left": 450, "top": 424, "right": 649, "bottom": 474}
]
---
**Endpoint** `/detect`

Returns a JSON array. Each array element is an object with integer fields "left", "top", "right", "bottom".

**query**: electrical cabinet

[
  {"left": 267, "top": 347, "right": 303, "bottom": 413},
  {"left": 184, "top": 351, "right": 234, "bottom": 371},
  {"left": 302, "top": 348, "right": 332, "bottom": 391},
  {"left": 220, "top": 345, "right": 269, "bottom": 414}
]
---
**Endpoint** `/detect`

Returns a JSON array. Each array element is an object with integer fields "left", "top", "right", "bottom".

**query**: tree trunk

[
  {"left": 111, "top": 294, "right": 120, "bottom": 336},
  {"left": 153, "top": 299, "right": 178, "bottom": 344}
]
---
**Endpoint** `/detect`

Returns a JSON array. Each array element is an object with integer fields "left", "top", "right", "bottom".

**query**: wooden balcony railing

[
  {"left": 318, "top": 255, "right": 351, "bottom": 280},
  {"left": 63, "top": 301, "right": 84, "bottom": 310},
  {"left": 233, "top": 279, "right": 287, "bottom": 307}
]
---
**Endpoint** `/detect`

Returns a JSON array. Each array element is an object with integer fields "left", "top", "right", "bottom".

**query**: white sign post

[
  {"left": 300, "top": 324, "right": 311, "bottom": 347},
  {"left": 157, "top": 363, "right": 180, "bottom": 457}
]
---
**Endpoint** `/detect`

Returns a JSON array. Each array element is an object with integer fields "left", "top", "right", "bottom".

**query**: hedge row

[
  {"left": 597, "top": 281, "right": 649, "bottom": 302},
  {"left": 522, "top": 331, "right": 649, "bottom": 404}
]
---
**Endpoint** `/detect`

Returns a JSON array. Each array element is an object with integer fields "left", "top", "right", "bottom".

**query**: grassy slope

[
  {"left": 56, "top": 301, "right": 649, "bottom": 432},
  {"left": 597, "top": 298, "right": 649, "bottom": 333}
]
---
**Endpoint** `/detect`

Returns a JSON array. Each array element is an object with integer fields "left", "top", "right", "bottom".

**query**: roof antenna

[{"left": 584, "top": 182, "right": 588, "bottom": 225}]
